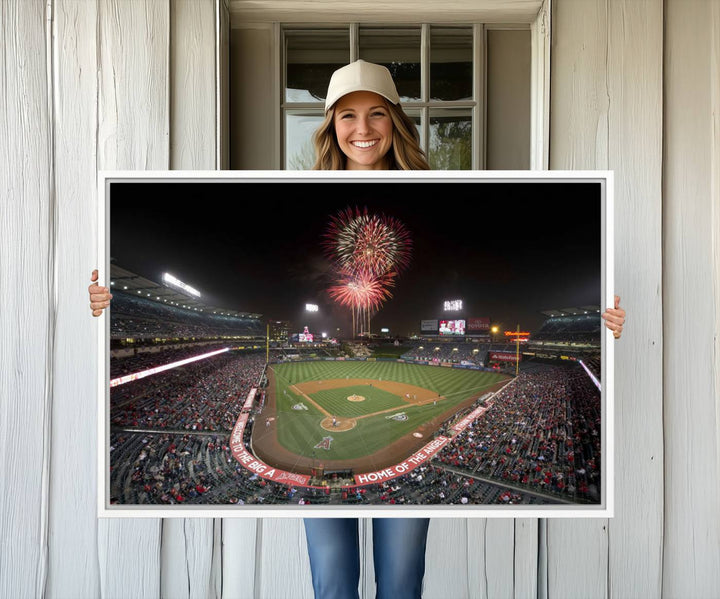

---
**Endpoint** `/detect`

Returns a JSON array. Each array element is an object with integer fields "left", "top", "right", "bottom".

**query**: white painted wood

[
  {"left": 486, "top": 29, "right": 531, "bottom": 169},
  {"left": 96, "top": 1, "right": 169, "bottom": 596},
  {"left": 547, "top": 1, "right": 610, "bottom": 595},
  {"left": 462, "top": 518, "right": 527, "bottom": 599},
  {"left": 537, "top": 520, "right": 547, "bottom": 599},
  {"left": 425, "top": 519, "right": 470, "bottom": 599},
  {"left": 96, "top": 0, "right": 170, "bottom": 171},
  {"left": 47, "top": 1, "right": 102, "bottom": 597},
  {"left": 98, "top": 520, "right": 162, "bottom": 599},
  {"left": 663, "top": 1, "right": 720, "bottom": 596},
  {"left": 549, "top": 1, "right": 665, "bottom": 598},
  {"left": 218, "top": 0, "right": 230, "bottom": 170},
  {"left": 170, "top": 0, "right": 216, "bottom": 171},
  {"left": 530, "top": 0, "right": 550, "bottom": 170},
  {"left": 0, "top": 1, "right": 52, "bottom": 598},
  {"left": 547, "top": 522, "right": 608, "bottom": 599},
  {"left": 484, "top": 519, "right": 516, "bottom": 598},
  {"left": 513, "top": 519, "right": 538, "bottom": 599},
  {"left": 221, "top": 519, "right": 258, "bottom": 599},
  {"left": 256, "top": 518, "right": 314, "bottom": 598},
  {"left": 161, "top": 519, "right": 217, "bottom": 599},
  {"left": 228, "top": 0, "right": 544, "bottom": 25},
  {"left": 209, "top": 519, "right": 223, "bottom": 598},
  {"left": 229, "top": 25, "right": 276, "bottom": 170},
  {"left": 605, "top": 2, "right": 664, "bottom": 598}
]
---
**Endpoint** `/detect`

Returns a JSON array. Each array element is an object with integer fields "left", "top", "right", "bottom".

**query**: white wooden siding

[
  {"left": 96, "top": 0, "right": 169, "bottom": 595},
  {"left": 1, "top": 0, "right": 718, "bottom": 598},
  {"left": 48, "top": 0, "right": 101, "bottom": 596},
  {"left": 0, "top": 2, "right": 52, "bottom": 598},
  {"left": 549, "top": 2, "right": 665, "bottom": 599},
  {"left": 663, "top": 1, "right": 720, "bottom": 597}
]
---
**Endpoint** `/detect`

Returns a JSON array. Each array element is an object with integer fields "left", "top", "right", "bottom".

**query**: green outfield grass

[
  {"left": 370, "top": 344, "right": 409, "bottom": 359},
  {"left": 268, "top": 360, "right": 509, "bottom": 461}
]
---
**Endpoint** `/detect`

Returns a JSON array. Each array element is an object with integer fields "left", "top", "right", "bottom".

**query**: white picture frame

[{"left": 97, "top": 169, "right": 614, "bottom": 519}]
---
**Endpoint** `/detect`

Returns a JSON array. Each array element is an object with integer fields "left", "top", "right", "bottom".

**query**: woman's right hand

[{"left": 89, "top": 269, "right": 112, "bottom": 317}]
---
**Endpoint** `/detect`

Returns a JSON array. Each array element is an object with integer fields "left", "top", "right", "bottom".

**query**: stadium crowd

[
  {"left": 110, "top": 428, "right": 555, "bottom": 507},
  {"left": 111, "top": 291, "right": 265, "bottom": 340},
  {"left": 110, "top": 351, "right": 266, "bottom": 432},
  {"left": 400, "top": 342, "right": 517, "bottom": 365},
  {"left": 434, "top": 363, "right": 602, "bottom": 502}
]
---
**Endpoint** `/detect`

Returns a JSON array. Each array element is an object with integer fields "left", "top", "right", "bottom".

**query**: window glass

[
  {"left": 430, "top": 27, "right": 473, "bottom": 101},
  {"left": 285, "top": 30, "right": 350, "bottom": 103},
  {"left": 285, "top": 112, "right": 324, "bottom": 170},
  {"left": 429, "top": 109, "right": 472, "bottom": 170},
  {"left": 359, "top": 27, "right": 421, "bottom": 102}
]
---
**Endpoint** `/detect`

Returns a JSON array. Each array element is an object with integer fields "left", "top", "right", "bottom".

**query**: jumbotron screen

[{"left": 438, "top": 319, "right": 465, "bottom": 336}]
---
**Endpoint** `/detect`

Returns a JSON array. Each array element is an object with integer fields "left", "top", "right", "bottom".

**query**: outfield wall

[{"left": 269, "top": 355, "right": 499, "bottom": 374}]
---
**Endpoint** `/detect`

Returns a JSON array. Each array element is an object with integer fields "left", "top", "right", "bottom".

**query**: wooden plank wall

[
  {"left": 49, "top": 1, "right": 101, "bottom": 597},
  {"left": 95, "top": 0, "right": 168, "bottom": 597},
  {"left": 1, "top": 0, "right": 718, "bottom": 597},
  {"left": 0, "top": 2, "right": 53, "bottom": 598},
  {"left": 549, "top": 2, "right": 664, "bottom": 598},
  {"left": 663, "top": 1, "right": 720, "bottom": 597}
]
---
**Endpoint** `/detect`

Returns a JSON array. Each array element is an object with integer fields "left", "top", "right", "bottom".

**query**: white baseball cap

[{"left": 324, "top": 59, "right": 400, "bottom": 112}]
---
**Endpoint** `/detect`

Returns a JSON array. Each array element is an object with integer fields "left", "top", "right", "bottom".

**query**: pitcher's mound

[{"left": 320, "top": 416, "right": 356, "bottom": 432}]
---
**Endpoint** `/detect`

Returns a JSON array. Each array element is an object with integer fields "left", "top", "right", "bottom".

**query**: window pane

[
  {"left": 429, "top": 109, "right": 472, "bottom": 170},
  {"left": 285, "top": 30, "right": 350, "bottom": 103},
  {"left": 430, "top": 27, "right": 473, "bottom": 101},
  {"left": 285, "top": 112, "right": 324, "bottom": 169},
  {"left": 359, "top": 28, "right": 421, "bottom": 102}
]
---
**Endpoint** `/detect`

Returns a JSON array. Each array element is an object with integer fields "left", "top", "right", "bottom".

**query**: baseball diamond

[{"left": 251, "top": 360, "right": 511, "bottom": 475}]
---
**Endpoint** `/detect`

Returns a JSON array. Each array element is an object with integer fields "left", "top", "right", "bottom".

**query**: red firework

[
  {"left": 327, "top": 271, "right": 396, "bottom": 311},
  {"left": 324, "top": 206, "right": 412, "bottom": 277}
]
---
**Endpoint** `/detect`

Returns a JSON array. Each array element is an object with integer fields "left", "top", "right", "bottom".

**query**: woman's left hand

[{"left": 602, "top": 295, "right": 625, "bottom": 339}]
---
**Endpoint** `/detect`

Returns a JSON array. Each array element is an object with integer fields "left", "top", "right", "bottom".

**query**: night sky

[{"left": 109, "top": 179, "right": 603, "bottom": 337}]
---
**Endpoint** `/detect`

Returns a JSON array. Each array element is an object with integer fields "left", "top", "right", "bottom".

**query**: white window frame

[{"left": 228, "top": 0, "right": 550, "bottom": 171}]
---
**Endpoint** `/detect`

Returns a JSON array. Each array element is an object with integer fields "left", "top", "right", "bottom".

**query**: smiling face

[{"left": 332, "top": 90, "right": 394, "bottom": 170}]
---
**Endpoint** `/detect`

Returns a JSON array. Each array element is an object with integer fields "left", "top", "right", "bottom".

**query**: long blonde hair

[{"left": 312, "top": 100, "right": 430, "bottom": 171}]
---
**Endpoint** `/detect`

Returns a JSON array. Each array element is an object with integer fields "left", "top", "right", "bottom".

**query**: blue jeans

[{"left": 303, "top": 517, "right": 430, "bottom": 599}]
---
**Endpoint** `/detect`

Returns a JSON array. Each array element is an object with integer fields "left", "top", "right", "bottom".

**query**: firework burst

[
  {"left": 327, "top": 271, "right": 396, "bottom": 312},
  {"left": 323, "top": 206, "right": 412, "bottom": 338},
  {"left": 324, "top": 206, "right": 412, "bottom": 277}
]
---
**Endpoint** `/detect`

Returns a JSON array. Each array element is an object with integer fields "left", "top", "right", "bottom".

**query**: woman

[
  {"left": 88, "top": 60, "right": 626, "bottom": 599},
  {"left": 301, "top": 60, "right": 433, "bottom": 599}
]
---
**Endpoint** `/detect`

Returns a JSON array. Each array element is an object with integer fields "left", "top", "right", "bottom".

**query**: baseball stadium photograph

[{"left": 101, "top": 172, "right": 611, "bottom": 515}]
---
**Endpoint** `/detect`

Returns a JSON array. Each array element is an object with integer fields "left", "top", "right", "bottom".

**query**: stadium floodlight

[
  {"left": 381, "top": 328, "right": 390, "bottom": 333},
  {"left": 321, "top": 332, "right": 327, "bottom": 338},
  {"left": 444, "top": 299, "right": 463, "bottom": 311},
  {"left": 306, "top": 304, "right": 319, "bottom": 312},
  {"left": 162, "top": 272, "right": 201, "bottom": 298}
]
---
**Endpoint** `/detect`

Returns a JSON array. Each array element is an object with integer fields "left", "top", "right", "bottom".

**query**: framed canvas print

[{"left": 97, "top": 170, "right": 614, "bottom": 518}]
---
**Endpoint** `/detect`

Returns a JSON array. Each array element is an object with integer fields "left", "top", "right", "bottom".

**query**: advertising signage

[
  {"left": 421, "top": 319, "right": 438, "bottom": 332},
  {"left": 467, "top": 317, "right": 490, "bottom": 332}
]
